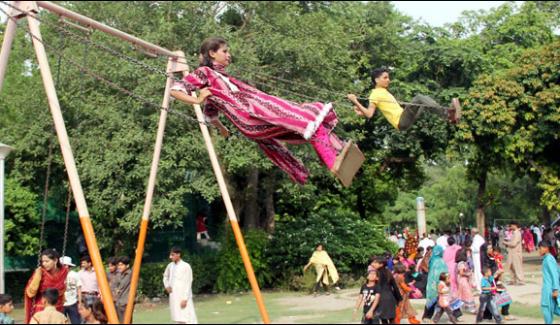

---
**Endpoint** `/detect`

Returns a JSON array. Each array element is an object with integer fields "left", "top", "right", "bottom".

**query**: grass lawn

[
  {"left": 133, "top": 291, "right": 359, "bottom": 324},
  {"left": 9, "top": 287, "right": 546, "bottom": 324}
]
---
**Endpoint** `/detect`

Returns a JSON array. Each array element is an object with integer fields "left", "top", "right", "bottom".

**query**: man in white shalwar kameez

[
  {"left": 470, "top": 228, "right": 486, "bottom": 292},
  {"left": 163, "top": 246, "right": 197, "bottom": 324}
]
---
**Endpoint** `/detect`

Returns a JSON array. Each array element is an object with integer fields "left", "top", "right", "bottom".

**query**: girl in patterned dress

[{"left": 171, "top": 37, "right": 351, "bottom": 184}]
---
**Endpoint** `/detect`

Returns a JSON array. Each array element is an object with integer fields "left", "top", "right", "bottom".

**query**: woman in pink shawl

[
  {"left": 522, "top": 227, "right": 535, "bottom": 252},
  {"left": 171, "top": 37, "right": 349, "bottom": 184},
  {"left": 442, "top": 236, "right": 462, "bottom": 295}
]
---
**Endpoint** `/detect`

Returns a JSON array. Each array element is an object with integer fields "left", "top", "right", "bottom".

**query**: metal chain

[
  {"left": 0, "top": 8, "right": 208, "bottom": 127},
  {"left": 0, "top": 4, "right": 351, "bottom": 166},
  {"left": 61, "top": 188, "right": 72, "bottom": 258},
  {"left": 37, "top": 139, "right": 53, "bottom": 266}
]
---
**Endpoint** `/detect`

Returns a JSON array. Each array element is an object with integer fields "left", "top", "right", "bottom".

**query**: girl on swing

[
  {"left": 171, "top": 37, "right": 355, "bottom": 185},
  {"left": 347, "top": 67, "right": 461, "bottom": 130}
]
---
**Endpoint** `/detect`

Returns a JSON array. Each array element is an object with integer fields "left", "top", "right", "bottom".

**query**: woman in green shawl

[{"left": 422, "top": 245, "right": 448, "bottom": 322}]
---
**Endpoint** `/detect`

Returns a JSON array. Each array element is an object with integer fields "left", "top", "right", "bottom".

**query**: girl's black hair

[
  {"left": 393, "top": 263, "right": 407, "bottom": 274},
  {"left": 455, "top": 248, "right": 468, "bottom": 263},
  {"left": 40, "top": 248, "right": 62, "bottom": 269},
  {"left": 439, "top": 272, "right": 448, "bottom": 281},
  {"left": 539, "top": 240, "right": 554, "bottom": 249},
  {"left": 371, "top": 67, "right": 390, "bottom": 87},
  {"left": 200, "top": 37, "right": 228, "bottom": 68}
]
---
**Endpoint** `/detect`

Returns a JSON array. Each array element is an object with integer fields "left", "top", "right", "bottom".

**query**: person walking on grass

[
  {"left": 540, "top": 240, "right": 560, "bottom": 324},
  {"left": 393, "top": 263, "right": 421, "bottom": 324},
  {"left": 432, "top": 272, "right": 458, "bottom": 324},
  {"left": 304, "top": 244, "right": 339, "bottom": 296},
  {"left": 504, "top": 222, "right": 525, "bottom": 286},
  {"left": 475, "top": 267, "right": 503, "bottom": 324},
  {"left": 354, "top": 270, "right": 381, "bottom": 324},
  {"left": 371, "top": 257, "right": 402, "bottom": 324}
]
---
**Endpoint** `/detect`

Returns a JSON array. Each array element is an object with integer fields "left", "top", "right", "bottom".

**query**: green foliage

[
  {"left": 4, "top": 177, "right": 40, "bottom": 256},
  {"left": 268, "top": 207, "right": 395, "bottom": 289},
  {"left": 384, "top": 164, "right": 543, "bottom": 230},
  {"left": 215, "top": 229, "right": 271, "bottom": 293}
]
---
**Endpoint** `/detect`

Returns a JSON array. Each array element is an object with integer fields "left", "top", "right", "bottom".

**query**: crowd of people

[
  {"left": 0, "top": 246, "right": 196, "bottom": 324},
  {"left": 302, "top": 222, "right": 560, "bottom": 324}
]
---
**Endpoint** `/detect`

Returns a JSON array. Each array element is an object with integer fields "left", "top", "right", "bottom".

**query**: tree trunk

[
  {"left": 263, "top": 175, "right": 276, "bottom": 233},
  {"left": 243, "top": 168, "right": 260, "bottom": 230},
  {"left": 543, "top": 205, "right": 552, "bottom": 227},
  {"left": 476, "top": 170, "right": 487, "bottom": 232}
]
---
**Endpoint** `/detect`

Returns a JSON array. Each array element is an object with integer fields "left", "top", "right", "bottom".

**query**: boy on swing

[{"left": 347, "top": 68, "right": 461, "bottom": 130}]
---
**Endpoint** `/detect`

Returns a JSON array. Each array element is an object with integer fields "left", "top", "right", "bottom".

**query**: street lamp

[
  {"left": 459, "top": 212, "right": 464, "bottom": 233},
  {"left": 0, "top": 142, "right": 13, "bottom": 294}
]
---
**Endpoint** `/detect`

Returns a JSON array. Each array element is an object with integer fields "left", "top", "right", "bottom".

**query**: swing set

[
  {"left": 0, "top": 2, "right": 459, "bottom": 324},
  {"left": 0, "top": 1, "right": 274, "bottom": 323}
]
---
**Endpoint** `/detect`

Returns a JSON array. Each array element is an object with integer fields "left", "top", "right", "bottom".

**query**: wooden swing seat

[{"left": 332, "top": 140, "right": 365, "bottom": 188}]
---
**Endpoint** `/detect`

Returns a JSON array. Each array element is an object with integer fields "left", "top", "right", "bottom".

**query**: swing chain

[
  {"left": 61, "top": 188, "right": 72, "bottom": 258},
  {"left": 37, "top": 139, "right": 53, "bottom": 266}
]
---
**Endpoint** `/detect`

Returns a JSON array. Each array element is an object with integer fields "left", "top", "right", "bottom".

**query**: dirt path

[{"left": 273, "top": 269, "right": 546, "bottom": 324}]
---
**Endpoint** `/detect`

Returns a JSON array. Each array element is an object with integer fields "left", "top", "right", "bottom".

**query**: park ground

[{"left": 8, "top": 253, "right": 556, "bottom": 324}]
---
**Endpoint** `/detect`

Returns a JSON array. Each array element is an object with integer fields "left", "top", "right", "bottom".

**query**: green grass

[
  {"left": 509, "top": 302, "right": 544, "bottom": 320},
  {"left": 133, "top": 290, "right": 357, "bottom": 324},
  {"left": 9, "top": 290, "right": 545, "bottom": 324}
]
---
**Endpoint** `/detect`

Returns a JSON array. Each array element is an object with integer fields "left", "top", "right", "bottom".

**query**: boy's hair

[
  {"left": 107, "top": 257, "right": 118, "bottom": 266},
  {"left": 447, "top": 236, "right": 456, "bottom": 246},
  {"left": 439, "top": 272, "right": 448, "bottom": 281},
  {"left": 0, "top": 294, "right": 12, "bottom": 306},
  {"left": 170, "top": 246, "right": 182, "bottom": 255},
  {"left": 43, "top": 288, "right": 59, "bottom": 305},
  {"left": 393, "top": 263, "right": 407, "bottom": 274},
  {"left": 482, "top": 266, "right": 492, "bottom": 275},
  {"left": 80, "top": 255, "right": 92, "bottom": 264},
  {"left": 539, "top": 240, "right": 554, "bottom": 249},
  {"left": 371, "top": 67, "right": 390, "bottom": 87},
  {"left": 117, "top": 256, "right": 131, "bottom": 265},
  {"left": 493, "top": 246, "right": 501, "bottom": 253}
]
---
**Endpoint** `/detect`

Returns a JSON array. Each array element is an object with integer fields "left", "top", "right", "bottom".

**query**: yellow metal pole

[
  {"left": 191, "top": 93, "right": 271, "bottom": 324},
  {"left": 123, "top": 54, "right": 181, "bottom": 324},
  {"left": 25, "top": 2, "right": 119, "bottom": 323}
]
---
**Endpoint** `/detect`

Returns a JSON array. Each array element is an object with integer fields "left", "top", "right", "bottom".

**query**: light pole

[
  {"left": 459, "top": 212, "right": 464, "bottom": 233},
  {"left": 0, "top": 142, "right": 13, "bottom": 294}
]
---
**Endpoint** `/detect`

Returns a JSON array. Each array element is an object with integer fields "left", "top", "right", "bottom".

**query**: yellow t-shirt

[{"left": 369, "top": 88, "right": 403, "bottom": 129}]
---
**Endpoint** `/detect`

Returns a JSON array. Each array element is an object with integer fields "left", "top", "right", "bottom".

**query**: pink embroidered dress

[{"left": 172, "top": 63, "right": 344, "bottom": 184}]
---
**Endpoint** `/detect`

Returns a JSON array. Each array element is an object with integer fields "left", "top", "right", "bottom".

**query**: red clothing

[
  {"left": 493, "top": 252, "right": 504, "bottom": 271},
  {"left": 24, "top": 266, "right": 68, "bottom": 323},
  {"left": 173, "top": 63, "right": 343, "bottom": 184},
  {"left": 196, "top": 216, "right": 207, "bottom": 233}
]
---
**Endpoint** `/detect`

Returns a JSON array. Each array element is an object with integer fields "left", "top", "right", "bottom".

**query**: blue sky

[{"left": 392, "top": 1, "right": 524, "bottom": 26}]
